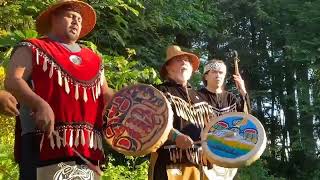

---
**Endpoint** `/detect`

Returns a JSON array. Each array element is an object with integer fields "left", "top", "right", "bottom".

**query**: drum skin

[
  {"left": 103, "top": 84, "right": 173, "bottom": 156},
  {"left": 201, "top": 112, "right": 267, "bottom": 168}
]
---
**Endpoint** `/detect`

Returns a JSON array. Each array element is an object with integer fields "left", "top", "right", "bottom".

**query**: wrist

[
  {"left": 172, "top": 130, "right": 181, "bottom": 142},
  {"left": 240, "top": 88, "right": 247, "bottom": 96},
  {"left": 32, "top": 98, "right": 49, "bottom": 111}
]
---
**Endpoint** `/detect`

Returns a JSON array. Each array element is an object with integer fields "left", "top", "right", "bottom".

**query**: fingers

[
  {"left": 47, "top": 119, "right": 55, "bottom": 138},
  {"left": 33, "top": 103, "right": 55, "bottom": 136},
  {"left": 182, "top": 136, "right": 193, "bottom": 148},
  {"left": 7, "top": 99, "right": 19, "bottom": 116},
  {"left": 8, "top": 95, "right": 18, "bottom": 105},
  {"left": 35, "top": 117, "right": 47, "bottom": 131},
  {"left": 36, "top": 117, "right": 54, "bottom": 137},
  {"left": 233, "top": 74, "right": 242, "bottom": 78},
  {"left": 2, "top": 106, "right": 17, "bottom": 116},
  {"left": 176, "top": 134, "right": 194, "bottom": 149},
  {"left": 233, "top": 74, "right": 243, "bottom": 82},
  {"left": 233, "top": 74, "right": 247, "bottom": 93},
  {"left": 0, "top": 95, "right": 19, "bottom": 116},
  {"left": 186, "top": 136, "right": 194, "bottom": 146},
  {"left": 34, "top": 112, "right": 51, "bottom": 132}
]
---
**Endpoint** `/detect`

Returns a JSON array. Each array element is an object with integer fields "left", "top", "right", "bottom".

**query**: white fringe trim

[
  {"left": 167, "top": 93, "right": 238, "bottom": 128},
  {"left": 42, "top": 126, "right": 103, "bottom": 152},
  {"left": 19, "top": 41, "right": 105, "bottom": 102}
]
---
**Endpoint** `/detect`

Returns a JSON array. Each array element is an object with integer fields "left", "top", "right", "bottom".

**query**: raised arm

[{"left": 233, "top": 74, "right": 251, "bottom": 113}]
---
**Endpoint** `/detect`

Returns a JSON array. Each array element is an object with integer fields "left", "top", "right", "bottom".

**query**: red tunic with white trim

[{"left": 19, "top": 38, "right": 105, "bottom": 162}]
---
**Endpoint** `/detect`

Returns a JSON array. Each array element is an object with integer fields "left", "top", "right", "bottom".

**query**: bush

[
  {"left": 0, "top": 115, "right": 19, "bottom": 180},
  {"left": 101, "top": 156, "right": 148, "bottom": 180}
]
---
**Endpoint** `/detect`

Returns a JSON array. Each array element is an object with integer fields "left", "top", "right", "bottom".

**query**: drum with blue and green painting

[{"left": 201, "top": 112, "right": 266, "bottom": 168}]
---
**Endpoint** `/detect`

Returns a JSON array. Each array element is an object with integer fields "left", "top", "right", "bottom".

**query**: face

[
  {"left": 205, "top": 63, "right": 226, "bottom": 88},
  {"left": 166, "top": 55, "right": 193, "bottom": 83},
  {"left": 51, "top": 10, "right": 82, "bottom": 42}
]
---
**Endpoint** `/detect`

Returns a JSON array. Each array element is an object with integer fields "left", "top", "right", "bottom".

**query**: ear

[
  {"left": 166, "top": 62, "right": 172, "bottom": 71},
  {"left": 204, "top": 73, "right": 208, "bottom": 81}
]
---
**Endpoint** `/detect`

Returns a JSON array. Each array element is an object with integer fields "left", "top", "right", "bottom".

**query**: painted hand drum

[
  {"left": 103, "top": 84, "right": 173, "bottom": 156},
  {"left": 201, "top": 112, "right": 266, "bottom": 168}
]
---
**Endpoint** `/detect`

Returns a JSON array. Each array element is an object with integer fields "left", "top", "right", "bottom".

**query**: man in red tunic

[{"left": 5, "top": 0, "right": 113, "bottom": 179}]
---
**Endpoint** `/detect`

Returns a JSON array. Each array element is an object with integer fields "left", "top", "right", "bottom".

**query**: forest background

[{"left": 0, "top": 0, "right": 320, "bottom": 179}]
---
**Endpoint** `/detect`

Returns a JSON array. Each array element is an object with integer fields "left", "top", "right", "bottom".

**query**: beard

[
  {"left": 181, "top": 69, "right": 192, "bottom": 80},
  {"left": 174, "top": 68, "right": 192, "bottom": 82},
  {"left": 166, "top": 64, "right": 193, "bottom": 84}
]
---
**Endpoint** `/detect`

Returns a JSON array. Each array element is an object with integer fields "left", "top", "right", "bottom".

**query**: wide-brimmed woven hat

[
  {"left": 160, "top": 45, "right": 200, "bottom": 78},
  {"left": 36, "top": 0, "right": 96, "bottom": 39}
]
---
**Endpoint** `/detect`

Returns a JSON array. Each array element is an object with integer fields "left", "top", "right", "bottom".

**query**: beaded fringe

[
  {"left": 164, "top": 144, "right": 202, "bottom": 165},
  {"left": 168, "top": 93, "right": 210, "bottom": 128},
  {"left": 167, "top": 93, "right": 238, "bottom": 128},
  {"left": 20, "top": 42, "right": 105, "bottom": 102},
  {"left": 40, "top": 126, "right": 103, "bottom": 151}
]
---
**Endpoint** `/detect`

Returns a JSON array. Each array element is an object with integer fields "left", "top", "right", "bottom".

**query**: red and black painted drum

[
  {"left": 201, "top": 112, "right": 267, "bottom": 168},
  {"left": 103, "top": 84, "right": 173, "bottom": 156}
]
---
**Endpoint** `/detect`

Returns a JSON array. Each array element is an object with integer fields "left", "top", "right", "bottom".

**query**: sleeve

[
  {"left": 154, "top": 84, "right": 167, "bottom": 93},
  {"left": 196, "top": 88, "right": 207, "bottom": 102}
]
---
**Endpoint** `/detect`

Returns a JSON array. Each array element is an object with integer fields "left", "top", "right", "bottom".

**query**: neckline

[
  {"left": 47, "top": 35, "right": 81, "bottom": 53},
  {"left": 204, "top": 87, "right": 224, "bottom": 95},
  {"left": 164, "top": 79, "right": 192, "bottom": 88}
]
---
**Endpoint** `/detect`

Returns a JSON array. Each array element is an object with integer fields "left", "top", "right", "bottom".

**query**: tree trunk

[{"left": 296, "top": 64, "right": 317, "bottom": 176}]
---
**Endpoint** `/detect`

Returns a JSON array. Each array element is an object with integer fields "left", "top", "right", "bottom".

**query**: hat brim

[
  {"left": 160, "top": 52, "right": 200, "bottom": 79},
  {"left": 36, "top": 1, "right": 96, "bottom": 39}
]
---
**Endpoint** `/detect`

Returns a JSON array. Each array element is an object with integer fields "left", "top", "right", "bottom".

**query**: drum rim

[
  {"left": 201, "top": 112, "right": 267, "bottom": 168},
  {"left": 103, "top": 83, "right": 173, "bottom": 156}
]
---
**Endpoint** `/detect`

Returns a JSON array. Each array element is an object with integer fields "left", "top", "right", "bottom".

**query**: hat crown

[
  {"left": 166, "top": 45, "right": 183, "bottom": 60},
  {"left": 36, "top": 0, "right": 96, "bottom": 39},
  {"left": 56, "top": 0, "right": 80, "bottom": 3},
  {"left": 160, "top": 45, "right": 200, "bottom": 78}
]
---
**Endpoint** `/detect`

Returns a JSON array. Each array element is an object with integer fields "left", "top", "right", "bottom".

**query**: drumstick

[
  {"left": 172, "top": 148, "right": 176, "bottom": 163},
  {"left": 233, "top": 50, "right": 240, "bottom": 91},
  {"left": 193, "top": 140, "right": 206, "bottom": 145},
  {"left": 233, "top": 50, "right": 240, "bottom": 76},
  {"left": 175, "top": 148, "right": 179, "bottom": 162},
  {"left": 195, "top": 148, "right": 199, "bottom": 164},
  {"left": 163, "top": 144, "right": 201, "bottom": 149},
  {"left": 186, "top": 148, "right": 191, "bottom": 161},
  {"left": 169, "top": 148, "right": 173, "bottom": 161},
  {"left": 52, "top": 131, "right": 103, "bottom": 176}
]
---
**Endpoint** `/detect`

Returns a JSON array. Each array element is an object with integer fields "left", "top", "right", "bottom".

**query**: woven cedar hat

[
  {"left": 36, "top": 0, "right": 96, "bottom": 39},
  {"left": 160, "top": 45, "right": 200, "bottom": 78}
]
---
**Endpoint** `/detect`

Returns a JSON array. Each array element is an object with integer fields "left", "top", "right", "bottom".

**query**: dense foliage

[{"left": 1, "top": 0, "right": 320, "bottom": 179}]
